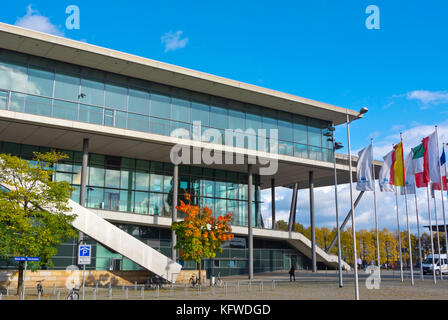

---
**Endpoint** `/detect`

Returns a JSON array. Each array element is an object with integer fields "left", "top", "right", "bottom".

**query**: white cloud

[
  {"left": 15, "top": 5, "right": 64, "bottom": 37},
  {"left": 406, "top": 90, "right": 448, "bottom": 106},
  {"left": 161, "top": 30, "right": 188, "bottom": 53}
]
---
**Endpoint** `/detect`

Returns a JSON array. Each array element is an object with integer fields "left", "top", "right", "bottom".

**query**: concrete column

[
  {"left": 288, "top": 183, "right": 298, "bottom": 232},
  {"left": 271, "top": 179, "right": 276, "bottom": 230},
  {"left": 79, "top": 138, "right": 89, "bottom": 244},
  {"left": 172, "top": 164, "right": 178, "bottom": 262},
  {"left": 293, "top": 184, "right": 298, "bottom": 227},
  {"left": 309, "top": 171, "right": 317, "bottom": 272},
  {"left": 248, "top": 164, "right": 254, "bottom": 280}
]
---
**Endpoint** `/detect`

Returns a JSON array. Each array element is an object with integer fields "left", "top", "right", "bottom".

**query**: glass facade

[
  {"left": 0, "top": 49, "right": 333, "bottom": 162},
  {"left": 0, "top": 141, "right": 262, "bottom": 227}
]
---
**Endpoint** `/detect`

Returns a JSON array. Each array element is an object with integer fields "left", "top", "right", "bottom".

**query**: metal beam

[
  {"left": 310, "top": 171, "right": 316, "bottom": 272},
  {"left": 288, "top": 183, "right": 298, "bottom": 232},
  {"left": 326, "top": 191, "right": 365, "bottom": 254},
  {"left": 248, "top": 164, "right": 254, "bottom": 280},
  {"left": 79, "top": 138, "right": 88, "bottom": 245},
  {"left": 271, "top": 179, "right": 276, "bottom": 230},
  {"left": 172, "top": 164, "right": 178, "bottom": 262}
]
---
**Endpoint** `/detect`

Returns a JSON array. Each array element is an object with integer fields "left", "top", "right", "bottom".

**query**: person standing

[{"left": 289, "top": 264, "right": 296, "bottom": 282}]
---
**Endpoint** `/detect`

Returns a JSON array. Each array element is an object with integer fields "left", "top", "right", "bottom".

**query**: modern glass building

[{"left": 0, "top": 23, "right": 363, "bottom": 278}]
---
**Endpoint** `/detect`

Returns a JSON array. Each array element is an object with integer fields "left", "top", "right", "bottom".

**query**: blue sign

[
  {"left": 78, "top": 245, "right": 91, "bottom": 265},
  {"left": 14, "top": 257, "right": 41, "bottom": 262}
]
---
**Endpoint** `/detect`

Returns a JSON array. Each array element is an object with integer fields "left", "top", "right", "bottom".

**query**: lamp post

[
  {"left": 324, "top": 125, "right": 344, "bottom": 288},
  {"left": 346, "top": 107, "right": 368, "bottom": 301}
]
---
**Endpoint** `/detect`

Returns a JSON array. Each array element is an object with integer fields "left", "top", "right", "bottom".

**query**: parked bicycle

[
  {"left": 67, "top": 287, "right": 80, "bottom": 300},
  {"left": 215, "top": 272, "right": 224, "bottom": 288},
  {"left": 189, "top": 274, "right": 200, "bottom": 288},
  {"left": 36, "top": 280, "right": 44, "bottom": 296}
]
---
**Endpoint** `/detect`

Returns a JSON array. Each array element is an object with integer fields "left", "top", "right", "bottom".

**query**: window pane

[
  {"left": 119, "top": 190, "right": 134, "bottom": 212},
  {"left": 246, "top": 112, "right": 262, "bottom": 132},
  {"left": 150, "top": 92, "right": 170, "bottom": 119},
  {"left": 150, "top": 117, "right": 170, "bottom": 136},
  {"left": 53, "top": 100, "right": 78, "bottom": 121},
  {"left": 150, "top": 174, "right": 164, "bottom": 192},
  {"left": 80, "top": 77, "right": 104, "bottom": 106},
  {"left": 105, "top": 168, "right": 120, "bottom": 188},
  {"left": 25, "top": 95, "right": 52, "bottom": 117},
  {"left": 191, "top": 101, "right": 209, "bottom": 126},
  {"left": 163, "top": 176, "right": 173, "bottom": 193},
  {"left": 104, "top": 189, "right": 120, "bottom": 211},
  {"left": 309, "top": 146, "right": 323, "bottom": 161},
  {"left": 308, "top": 125, "right": 322, "bottom": 147},
  {"left": 262, "top": 112, "right": 277, "bottom": 137},
  {"left": 0, "top": 61, "right": 28, "bottom": 92},
  {"left": 28, "top": 66, "right": 54, "bottom": 97},
  {"left": 228, "top": 109, "right": 245, "bottom": 130},
  {"left": 115, "top": 111, "right": 127, "bottom": 129},
  {"left": 294, "top": 116, "right": 308, "bottom": 144},
  {"left": 135, "top": 171, "right": 149, "bottom": 191},
  {"left": 79, "top": 104, "right": 103, "bottom": 124},
  {"left": 134, "top": 192, "right": 149, "bottom": 214},
  {"left": 121, "top": 169, "right": 134, "bottom": 189},
  {"left": 149, "top": 193, "right": 164, "bottom": 215},
  {"left": 128, "top": 87, "right": 149, "bottom": 115},
  {"left": 201, "top": 180, "right": 215, "bottom": 198},
  {"left": 105, "top": 82, "right": 127, "bottom": 110},
  {"left": 215, "top": 181, "right": 227, "bottom": 198},
  {"left": 127, "top": 113, "right": 149, "bottom": 132},
  {"left": 89, "top": 167, "right": 105, "bottom": 187},
  {"left": 86, "top": 187, "right": 104, "bottom": 209},
  {"left": 210, "top": 106, "right": 227, "bottom": 129},
  {"left": 171, "top": 97, "right": 190, "bottom": 123},
  {"left": 54, "top": 72, "right": 80, "bottom": 101},
  {"left": 278, "top": 119, "right": 293, "bottom": 141},
  {"left": 9, "top": 92, "right": 25, "bottom": 112},
  {"left": 0, "top": 90, "right": 7, "bottom": 110}
]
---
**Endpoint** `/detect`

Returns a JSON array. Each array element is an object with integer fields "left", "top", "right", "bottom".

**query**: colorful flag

[
  {"left": 411, "top": 142, "right": 429, "bottom": 188},
  {"left": 391, "top": 141, "right": 405, "bottom": 187},
  {"left": 424, "top": 132, "right": 441, "bottom": 184},
  {"left": 379, "top": 150, "right": 395, "bottom": 192},
  {"left": 401, "top": 151, "right": 415, "bottom": 195},
  {"left": 432, "top": 146, "right": 447, "bottom": 190},
  {"left": 356, "top": 145, "right": 374, "bottom": 191}
]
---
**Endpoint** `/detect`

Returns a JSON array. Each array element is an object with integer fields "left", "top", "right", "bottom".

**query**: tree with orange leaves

[{"left": 171, "top": 193, "right": 234, "bottom": 284}]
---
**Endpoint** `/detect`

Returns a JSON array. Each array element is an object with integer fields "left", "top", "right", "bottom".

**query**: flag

[
  {"left": 433, "top": 146, "right": 447, "bottom": 190},
  {"left": 379, "top": 150, "right": 395, "bottom": 192},
  {"left": 401, "top": 151, "right": 415, "bottom": 195},
  {"left": 411, "top": 143, "right": 429, "bottom": 188},
  {"left": 356, "top": 145, "right": 374, "bottom": 191},
  {"left": 391, "top": 141, "right": 405, "bottom": 187},
  {"left": 424, "top": 132, "right": 441, "bottom": 184}
]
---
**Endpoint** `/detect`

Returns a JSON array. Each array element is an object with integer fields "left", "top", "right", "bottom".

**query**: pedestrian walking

[{"left": 289, "top": 265, "right": 296, "bottom": 282}]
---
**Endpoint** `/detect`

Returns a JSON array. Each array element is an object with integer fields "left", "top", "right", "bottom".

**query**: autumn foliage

[{"left": 171, "top": 193, "right": 234, "bottom": 279}]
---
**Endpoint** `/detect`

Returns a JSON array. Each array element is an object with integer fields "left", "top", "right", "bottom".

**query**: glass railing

[{"left": 0, "top": 89, "right": 333, "bottom": 162}]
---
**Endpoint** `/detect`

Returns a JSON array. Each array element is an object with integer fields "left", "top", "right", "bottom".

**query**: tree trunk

[
  {"left": 17, "top": 261, "right": 24, "bottom": 296},
  {"left": 198, "top": 261, "right": 202, "bottom": 285}
]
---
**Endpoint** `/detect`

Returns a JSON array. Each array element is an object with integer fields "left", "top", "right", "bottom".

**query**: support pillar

[
  {"left": 271, "top": 179, "right": 276, "bottom": 230},
  {"left": 248, "top": 164, "right": 254, "bottom": 280},
  {"left": 309, "top": 171, "right": 317, "bottom": 272},
  {"left": 172, "top": 164, "right": 178, "bottom": 262},
  {"left": 79, "top": 138, "right": 89, "bottom": 244},
  {"left": 288, "top": 183, "right": 298, "bottom": 232}
]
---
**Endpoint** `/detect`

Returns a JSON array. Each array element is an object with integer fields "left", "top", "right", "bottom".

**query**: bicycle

[
  {"left": 189, "top": 274, "right": 200, "bottom": 288},
  {"left": 36, "top": 280, "right": 44, "bottom": 296},
  {"left": 215, "top": 272, "right": 224, "bottom": 288},
  {"left": 67, "top": 287, "right": 80, "bottom": 300}
]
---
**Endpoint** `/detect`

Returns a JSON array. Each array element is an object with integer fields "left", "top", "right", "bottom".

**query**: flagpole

[
  {"left": 395, "top": 187, "right": 404, "bottom": 282},
  {"left": 427, "top": 185, "right": 437, "bottom": 284},
  {"left": 413, "top": 184, "right": 424, "bottom": 280},
  {"left": 400, "top": 133, "right": 414, "bottom": 285},
  {"left": 432, "top": 187, "right": 443, "bottom": 280},
  {"left": 371, "top": 139, "right": 381, "bottom": 275},
  {"left": 435, "top": 128, "right": 448, "bottom": 275},
  {"left": 346, "top": 111, "right": 359, "bottom": 300}
]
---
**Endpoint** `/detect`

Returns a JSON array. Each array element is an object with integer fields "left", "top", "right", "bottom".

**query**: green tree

[{"left": 0, "top": 151, "right": 77, "bottom": 296}]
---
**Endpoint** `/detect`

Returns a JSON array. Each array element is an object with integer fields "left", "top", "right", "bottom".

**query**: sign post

[
  {"left": 14, "top": 257, "right": 40, "bottom": 300},
  {"left": 78, "top": 245, "right": 91, "bottom": 300}
]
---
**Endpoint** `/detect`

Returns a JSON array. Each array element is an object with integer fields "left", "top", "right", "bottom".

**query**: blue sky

[{"left": 1, "top": 1, "right": 448, "bottom": 232}]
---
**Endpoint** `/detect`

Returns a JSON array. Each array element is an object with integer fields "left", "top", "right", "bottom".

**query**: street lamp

[
  {"left": 346, "top": 107, "right": 368, "bottom": 300},
  {"left": 324, "top": 125, "right": 344, "bottom": 288}
]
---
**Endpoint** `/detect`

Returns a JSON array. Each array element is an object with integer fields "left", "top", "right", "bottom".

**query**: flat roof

[{"left": 0, "top": 22, "right": 361, "bottom": 125}]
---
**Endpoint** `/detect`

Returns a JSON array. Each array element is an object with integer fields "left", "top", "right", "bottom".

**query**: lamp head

[{"left": 359, "top": 107, "right": 368, "bottom": 115}]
